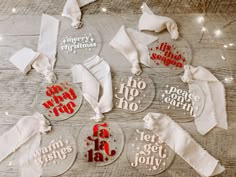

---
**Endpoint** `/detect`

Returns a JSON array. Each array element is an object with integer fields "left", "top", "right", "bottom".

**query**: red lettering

[
  {"left": 93, "top": 123, "right": 108, "bottom": 137},
  {"left": 42, "top": 100, "right": 54, "bottom": 109},
  {"left": 62, "top": 88, "right": 77, "bottom": 100},
  {"left": 103, "top": 141, "right": 116, "bottom": 156},
  {"left": 53, "top": 95, "right": 64, "bottom": 104}
]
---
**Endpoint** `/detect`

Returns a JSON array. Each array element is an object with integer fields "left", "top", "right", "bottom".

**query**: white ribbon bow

[
  {"left": 71, "top": 55, "right": 113, "bottom": 122},
  {"left": 138, "top": 3, "right": 179, "bottom": 40},
  {"left": 0, "top": 113, "right": 51, "bottom": 177},
  {"left": 62, "top": 0, "right": 96, "bottom": 28},
  {"left": 9, "top": 14, "right": 59, "bottom": 83},
  {"left": 181, "top": 65, "right": 228, "bottom": 135},
  {"left": 109, "top": 25, "right": 158, "bottom": 75},
  {"left": 143, "top": 113, "right": 225, "bottom": 177}
]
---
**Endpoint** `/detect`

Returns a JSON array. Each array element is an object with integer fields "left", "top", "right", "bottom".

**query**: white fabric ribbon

[
  {"left": 181, "top": 65, "right": 228, "bottom": 135},
  {"left": 109, "top": 25, "right": 158, "bottom": 75},
  {"left": 19, "top": 133, "right": 42, "bottom": 177},
  {"left": 9, "top": 48, "right": 39, "bottom": 74},
  {"left": 138, "top": 3, "right": 179, "bottom": 40},
  {"left": 0, "top": 112, "right": 51, "bottom": 177},
  {"left": 9, "top": 14, "right": 59, "bottom": 83},
  {"left": 143, "top": 113, "right": 225, "bottom": 177},
  {"left": 62, "top": 0, "right": 96, "bottom": 28},
  {"left": 71, "top": 55, "right": 113, "bottom": 122}
]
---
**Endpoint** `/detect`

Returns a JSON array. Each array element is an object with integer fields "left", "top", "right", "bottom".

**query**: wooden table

[{"left": 0, "top": 13, "right": 235, "bottom": 177}]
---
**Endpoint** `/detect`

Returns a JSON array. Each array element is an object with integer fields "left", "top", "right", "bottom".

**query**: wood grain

[
  {"left": 0, "top": 0, "right": 236, "bottom": 15},
  {"left": 0, "top": 13, "right": 235, "bottom": 177}
]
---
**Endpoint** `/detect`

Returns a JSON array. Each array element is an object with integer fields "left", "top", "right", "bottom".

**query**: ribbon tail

[
  {"left": 19, "top": 133, "right": 42, "bottom": 177},
  {"left": 32, "top": 54, "right": 57, "bottom": 83},
  {"left": 109, "top": 25, "right": 141, "bottom": 75},
  {"left": 38, "top": 14, "right": 59, "bottom": 69},
  {"left": 143, "top": 113, "right": 225, "bottom": 177}
]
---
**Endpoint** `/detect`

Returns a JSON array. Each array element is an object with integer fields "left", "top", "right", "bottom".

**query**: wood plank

[
  {"left": 0, "top": 0, "right": 236, "bottom": 15},
  {"left": 0, "top": 14, "right": 235, "bottom": 177}
]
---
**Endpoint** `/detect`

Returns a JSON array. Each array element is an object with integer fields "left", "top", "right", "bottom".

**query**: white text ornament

[
  {"left": 127, "top": 129, "right": 175, "bottom": 175},
  {"left": 28, "top": 127, "right": 77, "bottom": 176},
  {"left": 114, "top": 75, "right": 155, "bottom": 113},
  {"left": 33, "top": 139, "right": 73, "bottom": 166},
  {"left": 61, "top": 33, "right": 97, "bottom": 54},
  {"left": 160, "top": 84, "right": 205, "bottom": 118}
]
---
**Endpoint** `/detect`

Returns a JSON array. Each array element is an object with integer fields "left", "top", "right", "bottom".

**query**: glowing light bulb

[
  {"left": 141, "top": 4, "right": 144, "bottom": 9},
  {"left": 214, "top": 29, "right": 222, "bottom": 36},
  {"left": 224, "top": 77, "right": 234, "bottom": 83},
  {"left": 0, "top": 35, "right": 3, "bottom": 41},
  {"left": 229, "top": 43, "right": 234, "bottom": 46},
  {"left": 201, "top": 27, "right": 206, "bottom": 32},
  {"left": 8, "top": 161, "right": 13, "bottom": 166},
  {"left": 223, "top": 45, "right": 228, "bottom": 48},
  {"left": 11, "top": 7, "right": 16, "bottom": 13},
  {"left": 101, "top": 7, "right": 107, "bottom": 12},
  {"left": 197, "top": 16, "right": 204, "bottom": 23},
  {"left": 221, "top": 55, "right": 226, "bottom": 60}
]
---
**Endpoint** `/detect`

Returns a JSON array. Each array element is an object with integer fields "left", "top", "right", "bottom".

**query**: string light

[
  {"left": 221, "top": 55, "right": 226, "bottom": 60},
  {"left": 11, "top": 7, "right": 16, "bottom": 13},
  {"left": 220, "top": 55, "right": 234, "bottom": 83},
  {"left": 197, "top": 16, "right": 204, "bottom": 23},
  {"left": 141, "top": 0, "right": 149, "bottom": 9},
  {"left": 223, "top": 45, "right": 228, "bottom": 48},
  {"left": 214, "top": 29, "right": 222, "bottom": 36},
  {"left": 229, "top": 43, "right": 234, "bottom": 46},
  {"left": 101, "top": 7, "right": 107, "bottom": 13},
  {"left": 201, "top": 27, "right": 206, "bottom": 32},
  {"left": 0, "top": 35, "right": 2, "bottom": 41},
  {"left": 224, "top": 77, "right": 234, "bottom": 83}
]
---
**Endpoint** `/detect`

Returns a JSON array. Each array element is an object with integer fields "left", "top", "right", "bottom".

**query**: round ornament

[
  {"left": 77, "top": 121, "right": 124, "bottom": 166},
  {"left": 126, "top": 129, "right": 175, "bottom": 175},
  {"left": 59, "top": 22, "right": 102, "bottom": 67},
  {"left": 29, "top": 127, "right": 77, "bottom": 176},
  {"left": 113, "top": 74, "right": 155, "bottom": 113},
  {"left": 148, "top": 32, "right": 192, "bottom": 76},
  {"left": 157, "top": 79, "right": 205, "bottom": 122},
  {"left": 35, "top": 82, "right": 83, "bottom": 121}
]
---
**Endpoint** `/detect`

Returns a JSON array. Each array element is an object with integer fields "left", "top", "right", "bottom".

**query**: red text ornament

[
  {"left": 78, "top": 121, "right": 124, "bottom": 166},
  {"left": 149, "top": 42, "right": 186, "bottom": 69},
  {"left": 148, "top": 33, "right": 191, "bottom": 76},
  {"left": 36, "top": 82, "right": 83, "bottom": 121}
]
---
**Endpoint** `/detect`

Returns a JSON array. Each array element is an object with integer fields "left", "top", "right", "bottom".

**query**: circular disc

[
  {"left": 157, "top": 79, "right": 205, "bottom": 122},
  {"left": 29, "top": 127, "right": 77, "bottom": 176},
  {"left": 58, "top": 23, "right": 102, "bottom": 68},
  {"left": 77, "top": 121, "right": 124, "bottom": 166},
  {"left": 126, "top": 129, "right": 175, "bottom": 175},
  {"left": 35, "top": 82, "right": 83, "bottom": 121},
  {"left": 113, "top": 74, "right": 155, "bottom": 113},
  {"left": 148, "top": 33, "right": 192, "bottom": 76}
]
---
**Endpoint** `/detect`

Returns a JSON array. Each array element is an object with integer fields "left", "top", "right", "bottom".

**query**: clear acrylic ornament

[
  {"left": 34, "top": 81, "right": 83, "bottom": 121},
  {"left": 126, "top": 128, "right": 175, "bottom": 175},
  {"left": 28, "top": 127, "right": 77, "bottom": 176},
  {"left": 148, "top": 32, "right": 192, "bottom": 76},
  {"left": 113, "top": 73, "right": 155, "bottom": 113},
  {"left": 77, "top": 121, "right": 124, "bottom": 166},
  {"left": 58, "top": 22, "right": 102, "bottom": 68},
  {"left": 157, "top": 78, "right": 205, "bottom": 122}
]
